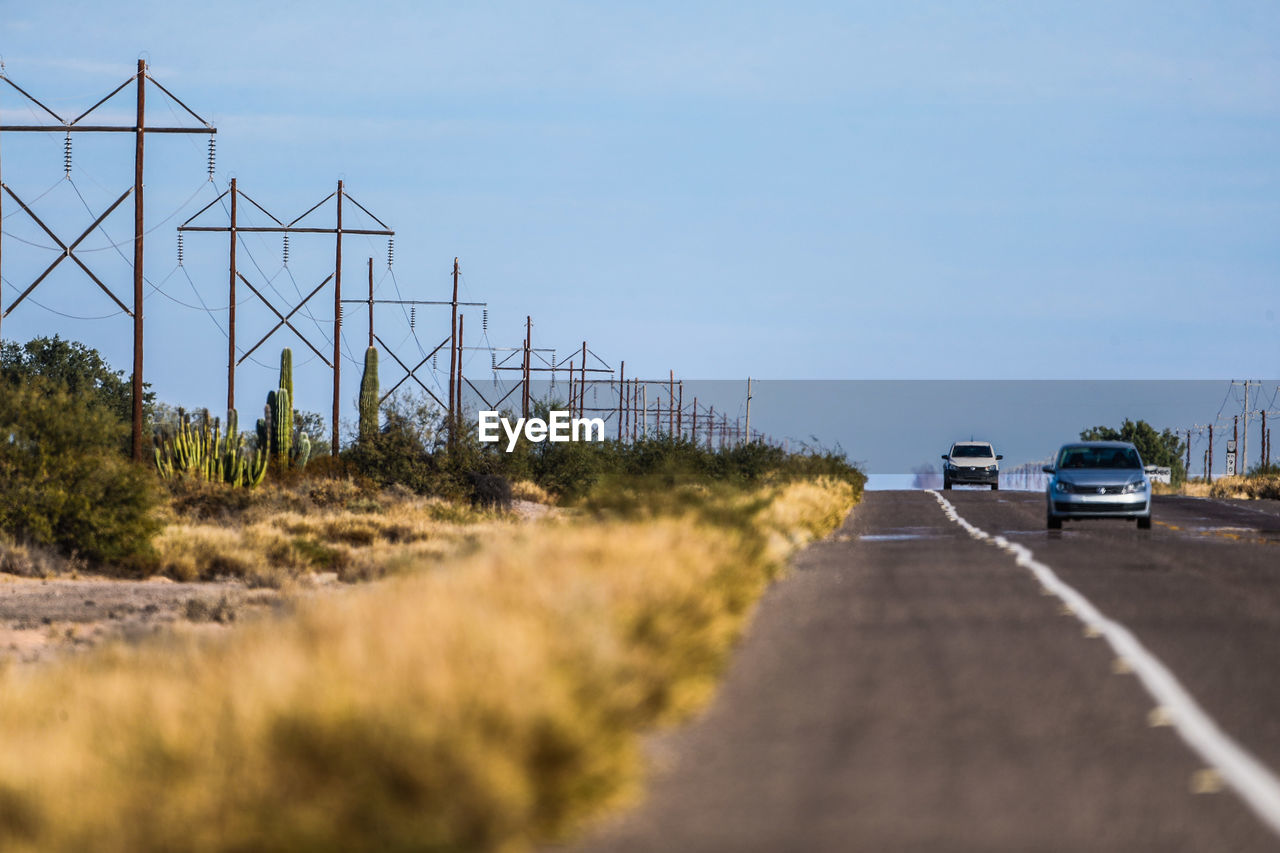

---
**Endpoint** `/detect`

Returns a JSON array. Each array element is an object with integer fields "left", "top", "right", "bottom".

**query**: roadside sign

[
  {"left": 1147, "top": 466, "right": 1172, "bottom": 484},
  {"left": 1226, "top": 452, "right": 1237, "bottom": 476},
  {"left": 1227, "top": 440, "right": 1237, "bottom": 453}
]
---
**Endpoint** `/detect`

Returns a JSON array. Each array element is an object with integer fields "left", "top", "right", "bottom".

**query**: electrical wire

[
  {"left": 1, "top": 272, "right": 126, "bottom": 320},
  {"left": 0, "top": 175, "right": 65, "bottom": 222}
]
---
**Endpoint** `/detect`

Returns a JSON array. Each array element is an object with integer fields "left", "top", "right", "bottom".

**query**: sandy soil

[
  {"left": 0, "top": 574, "right": 287, "bottom": 666},
  {"left": 0, "top": 499, "right": 556, "bottom": 667}
]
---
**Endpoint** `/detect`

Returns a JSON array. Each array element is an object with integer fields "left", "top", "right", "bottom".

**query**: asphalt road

[{"left": 571, "top": 490, "right": 1280, "bottom": 852}]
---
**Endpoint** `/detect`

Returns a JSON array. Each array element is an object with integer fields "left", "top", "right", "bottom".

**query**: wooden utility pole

[
  {"left": 455, "top": 314, "right": 464, "bottom": 424},
  {"left": 226, "top": 178, "right": 238, "bottom": 412},
  {"left": 367, "top": 257, "right": 374, "bottom": 348},
  {"left": 1, "top": 63, "right": 217, "bottom": 458},
  {"left": 677, "top": 382, "right": 683, "bottom": 438},
  {"left": 617, "top": 361, "right": 625, "bottom": 440},
  {"left": 130, "top": 59, "right": 147, "bottom": 460},
  {"left": 1208, "top": 425, "right": 1214, "bottom": 481},
  {"left": 331, "top": 180, "right": 343, "bottom": 456},
  {"left": 521, "top": 315, "right": 532, "bottom": 419},
  {"left": 448, "top": 258, "right": 460, "bottom": 431},
  {"left": 745, "top": 376, "right": 753, "bottom": 444},
  {"left": 580, "top": 342, "right": 587, "bottom": 420},
  {"left": 180, "top": 182, "right": 393, "bottom": 451}
]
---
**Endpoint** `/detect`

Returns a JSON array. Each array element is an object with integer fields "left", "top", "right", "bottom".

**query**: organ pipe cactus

[{"left": 153, "top": 407, "right": 268, "bottom": 488}]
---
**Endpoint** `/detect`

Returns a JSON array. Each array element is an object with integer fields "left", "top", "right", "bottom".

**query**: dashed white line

[{"left": 927, "top": 489, "right": 1280, "bottom": 838}]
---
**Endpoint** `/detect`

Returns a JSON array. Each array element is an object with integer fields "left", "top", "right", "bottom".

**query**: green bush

[
  {"left": 1, "top": 336, "right": 154, "bottom": 452},
  {"left": 0, "top": 381, "right": 160, "bottom": 571}
]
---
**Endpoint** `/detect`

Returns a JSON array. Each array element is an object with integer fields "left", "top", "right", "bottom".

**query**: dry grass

[
  {"left": 154, "top": 483, "right": 497, "bottom": 587},
  {"left": 510, "top": 480, "right": 554, "bottom": 504},
  {"left": 1209, "top": 474, "right": 1280, "bottom": 500},
  {"left": 0, "top": 477, "right": 856, "bottom": 853}
]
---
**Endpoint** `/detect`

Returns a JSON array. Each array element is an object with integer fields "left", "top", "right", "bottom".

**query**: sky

[{"left": 1, "top": 1, "right": 1278, "bottom": 446}]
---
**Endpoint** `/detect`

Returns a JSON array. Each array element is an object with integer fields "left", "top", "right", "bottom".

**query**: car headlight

[
  {"left": 986, "top": 465, "right": 997, "bottom": 472},
  {"left": 1123, "top": 481, "right": 1147, "bottom": 494},
  {"left": 1054, "top": 481, "right": 1070, "bottom": 493}
]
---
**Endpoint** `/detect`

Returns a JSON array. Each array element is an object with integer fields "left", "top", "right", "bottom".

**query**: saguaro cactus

[
  {"left": 359, "top": 346, "right": 379, "bottom": 441},
  {"left": 279, "top": 348, "right": 294, "bottom": 414},
  {"left": 272, "top": 387, "right": 293, "bottom": 465},
  {"left": 262, "top": 348, "right": 308, "bottom": 471}
]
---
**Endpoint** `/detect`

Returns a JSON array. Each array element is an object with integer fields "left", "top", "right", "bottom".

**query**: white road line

[{"left": 927, "top": 489, "right": 1280, "bottom": 838}]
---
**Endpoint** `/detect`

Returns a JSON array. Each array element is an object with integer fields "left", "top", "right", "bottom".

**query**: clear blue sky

[{"left": 1, "top": 1, "right": 1277, "bottom": 430}]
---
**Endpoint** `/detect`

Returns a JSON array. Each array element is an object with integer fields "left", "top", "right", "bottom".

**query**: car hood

[{"left": 1056, "top": 470, "right": 1144, "bottom": 487}]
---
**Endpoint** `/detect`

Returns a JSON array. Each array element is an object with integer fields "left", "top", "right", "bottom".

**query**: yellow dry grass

[
  {"left": 0, "top": 477, "right": 857, "bottom": 853},
  {"left": 154, "top": 491, "right": 496, "bottom": 586},
  {"left": 510, "top": 480, "right": 554, "bottom": 504},
  {"left": 1208, "top": 474, "right": 1280, "bottom": 500}
]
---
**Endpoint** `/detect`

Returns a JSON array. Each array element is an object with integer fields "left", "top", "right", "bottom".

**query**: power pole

[
  {"left": 226, "top": 178, "right": 238, "bottom": 411},
  {"left": 448, "top": 258, "right": 460, "bottom": 434},
  {"left": 617, "top": 361, "right": 625, "bottom": 440},
  {"left": 367, "top": 257, "right": 374, "bottom": 348},
  {"left": 1244, "top": 380, "right": 1250, "bottom": 474},
  {"left": 456, "top": 313, "right": 465, "bottom": 422},
  {"left": 580, "top": 342, "right": 588, "bottom": 420},
  {"left": 521, "top": 315, "right": 532, "bottom": 419},
  {"left": 180, "top": 181, "right": 393, "bottom": 449},
  {"left": 132, "top": 59, "right": 146, "bottom": 461},
  {"left": 332, "top": 181, "right": 344, "bottom": 456},
  {"left": 1208, "top": 425, "right": 1214, "bottom": 481},
  {"left": 0, "top": 61, "right": 217, "bottom": 460},
  {"left": 641, "top": 385, "right": 648, "bottom": 439},
  {"left": 745, "top": 376, "right": 752, "bottom": 444},
  {"left": 677, "top": 382, "right": 683, "bottom": 438},
  {"left": 670, "top": 366, "right": 680, "bottom": 432}
]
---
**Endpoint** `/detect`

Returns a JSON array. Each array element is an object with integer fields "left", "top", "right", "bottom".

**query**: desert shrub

[
  {"left": 1210, "top": 474, "right": 1280, "bottom": 500},
  {"left": 0, "top": 381, "right": 159, "bottom": 571},
  {"left": 0, "top": 335, "right": 154, "bottom": 439},
  {"left": 0, "top": 478, "right": 858, "bottom": 853},
  {"left": 467, "top": 472, "right": 513, "bottom": 510}
]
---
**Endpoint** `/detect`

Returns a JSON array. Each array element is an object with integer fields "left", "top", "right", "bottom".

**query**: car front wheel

[
  {"left": 1047, "top": 513, "right": 1062, "bottom": 530},
  {"left": 1137, "top": 516, "right": 1152, "bottom": 530},
  {"left": 943, "top": 477, "right": 952, "bottom": 491},
  {"left": 991, "top": 483, "right": 999, "bottom": 491}
]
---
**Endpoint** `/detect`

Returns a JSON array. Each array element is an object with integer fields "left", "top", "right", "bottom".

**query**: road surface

[{"left": 571, "top": 490, "right": 1280, "bottom": 852}]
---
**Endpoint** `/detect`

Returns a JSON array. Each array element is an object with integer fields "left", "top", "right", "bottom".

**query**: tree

[
  {"left": 0, "top": 336, "right": 154, "bottom": 429},
  {"left": 1080, "top": 418, "right": 1186, "bottom": 484},
  {"left": 0, "top": 379, "right": 160, "bottom": 570}
]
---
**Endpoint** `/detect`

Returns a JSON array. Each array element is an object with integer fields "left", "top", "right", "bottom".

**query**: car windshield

[
  {"left": 951, "top": 445, "right": 993, "bottom": 458},
  {"left": 1057, "top": 446, "right": 1143, "bottom": 470}
]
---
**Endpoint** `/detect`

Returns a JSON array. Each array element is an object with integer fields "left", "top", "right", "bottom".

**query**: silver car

[{"left": 1042, "top": 441, "right": 1152, "bottom": 530}]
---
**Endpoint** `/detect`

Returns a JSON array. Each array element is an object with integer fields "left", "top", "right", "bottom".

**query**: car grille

[
  {"left": 1062, "top": 484, "right": 1126, "bottom": 495},
  {"left": 1054, "top": 501, "right": 1141, "bottom": 514}
]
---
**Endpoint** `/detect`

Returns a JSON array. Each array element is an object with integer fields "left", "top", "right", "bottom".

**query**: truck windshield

[{"left": 951, "top": 445, "right": 993, "bottom": 458}]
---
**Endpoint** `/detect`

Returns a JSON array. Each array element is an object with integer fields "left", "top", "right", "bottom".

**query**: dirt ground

[
  {"left": 0, "top": 573, "right": 292, "bottom": 666},
  {"left": 0, "top": 500, "right": 554, "bottom": 666}
]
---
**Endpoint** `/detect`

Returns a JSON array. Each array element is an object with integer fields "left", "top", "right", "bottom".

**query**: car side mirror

[
  {"left": 1041, "top": 465, "right": 1056, "bottom": 474},
  {"left": 941, "top": 455, "right": 949, "bottom": 460},
  {"left": 996, "top": 455, "right": 1004, "bottom": 460}
]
